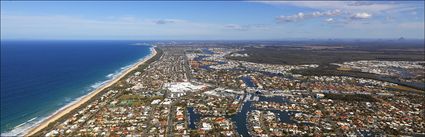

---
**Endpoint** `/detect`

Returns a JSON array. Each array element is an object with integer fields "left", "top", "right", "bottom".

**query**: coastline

[{"left": 24, "top": 46, "right": 158, "bottom": 136}]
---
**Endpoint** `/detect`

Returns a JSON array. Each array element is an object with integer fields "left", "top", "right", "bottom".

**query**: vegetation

[
  {"left": 227, "top": 42, "right": 424, "bottom": 65},
  {"left": 324, "top": 93, "right": 377, "bottom": 102},
  {"left": 291, "top": 64, "right": 425, "bottom": 91},
  {"left": 386, "top": 85, "right": 425, "bottom": 94}
]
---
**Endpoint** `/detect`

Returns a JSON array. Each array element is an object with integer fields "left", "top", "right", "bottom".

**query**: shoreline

[{"left": 24, "top": 46, "right": 158, "bottom": 136}]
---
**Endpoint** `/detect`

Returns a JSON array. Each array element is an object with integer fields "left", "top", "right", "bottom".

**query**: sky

[{"left": 1, "top": 1, "right": 424, "bottom": 40}]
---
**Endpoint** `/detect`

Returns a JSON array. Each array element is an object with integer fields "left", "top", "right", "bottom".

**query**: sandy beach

[{"left": 25, "top": 47, "right": 157, "bottom": 136}]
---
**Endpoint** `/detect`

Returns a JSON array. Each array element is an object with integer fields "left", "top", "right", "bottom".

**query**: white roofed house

[{"left": 163, "top": 82, "right": 207, "bottom": 98}]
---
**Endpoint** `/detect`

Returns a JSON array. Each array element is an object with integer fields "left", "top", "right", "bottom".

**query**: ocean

[{"left": 0, "top": 40, "right": 153, "bottom": 135}]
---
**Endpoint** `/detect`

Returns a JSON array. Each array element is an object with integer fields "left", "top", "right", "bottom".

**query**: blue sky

[{"left": 1, "top": 1, "right": 424, "bottom": 40}]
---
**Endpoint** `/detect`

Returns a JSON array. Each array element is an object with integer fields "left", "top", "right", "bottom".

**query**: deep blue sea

[{"left": 0, "top": 40, "right": 152, "bottom": 135}]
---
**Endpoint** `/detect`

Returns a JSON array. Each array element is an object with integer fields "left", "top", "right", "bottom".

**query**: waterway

[
  {"left": 187, "top": 107, "right": 200, "bottom": 129},
  {"left": 241, "top": 76, "right": 256, "bottom": 88},
  {"left": 187, "top": 61, "right": 295, "bottom": 136},
  {"left": 229, "top": 76, "right": 295, "bottom": 136},
  {"left": 202, "top": 48, "right": 214, "bottom": 54}
]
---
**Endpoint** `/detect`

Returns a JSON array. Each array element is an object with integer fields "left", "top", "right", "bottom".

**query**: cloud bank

[
  {"left": 350, "top": 12, "right": 372, "bottom": 20},
  {"left": 276, "top": 9, "right": 341, "bottom": 23}
]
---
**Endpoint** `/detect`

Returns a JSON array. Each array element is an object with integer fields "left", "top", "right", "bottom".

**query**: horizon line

[{"left": 2, "top": 38, "right": 425, "bottom": 41}]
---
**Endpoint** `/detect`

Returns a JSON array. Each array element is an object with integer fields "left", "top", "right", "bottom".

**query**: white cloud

[
  {"left": 259, "top": 1, "right": 424, "bottom": 27},
  {"left": 276, "top": 12, "right": 305, "bottom": 22},
  {"left": 350, "top": 12, "right": 372, "bottom": 20},
  {"left": 312, "top": 9, "right": 341, "bottom": 17},
  {"left": 258, "top": 1, "right": 399, "bottom": 13},
  {"left": 325, "top": 18, "right": 334, "bottom": 22},
  {"left": 276, "top": 9, "right": 341, "bottom": 23}
]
